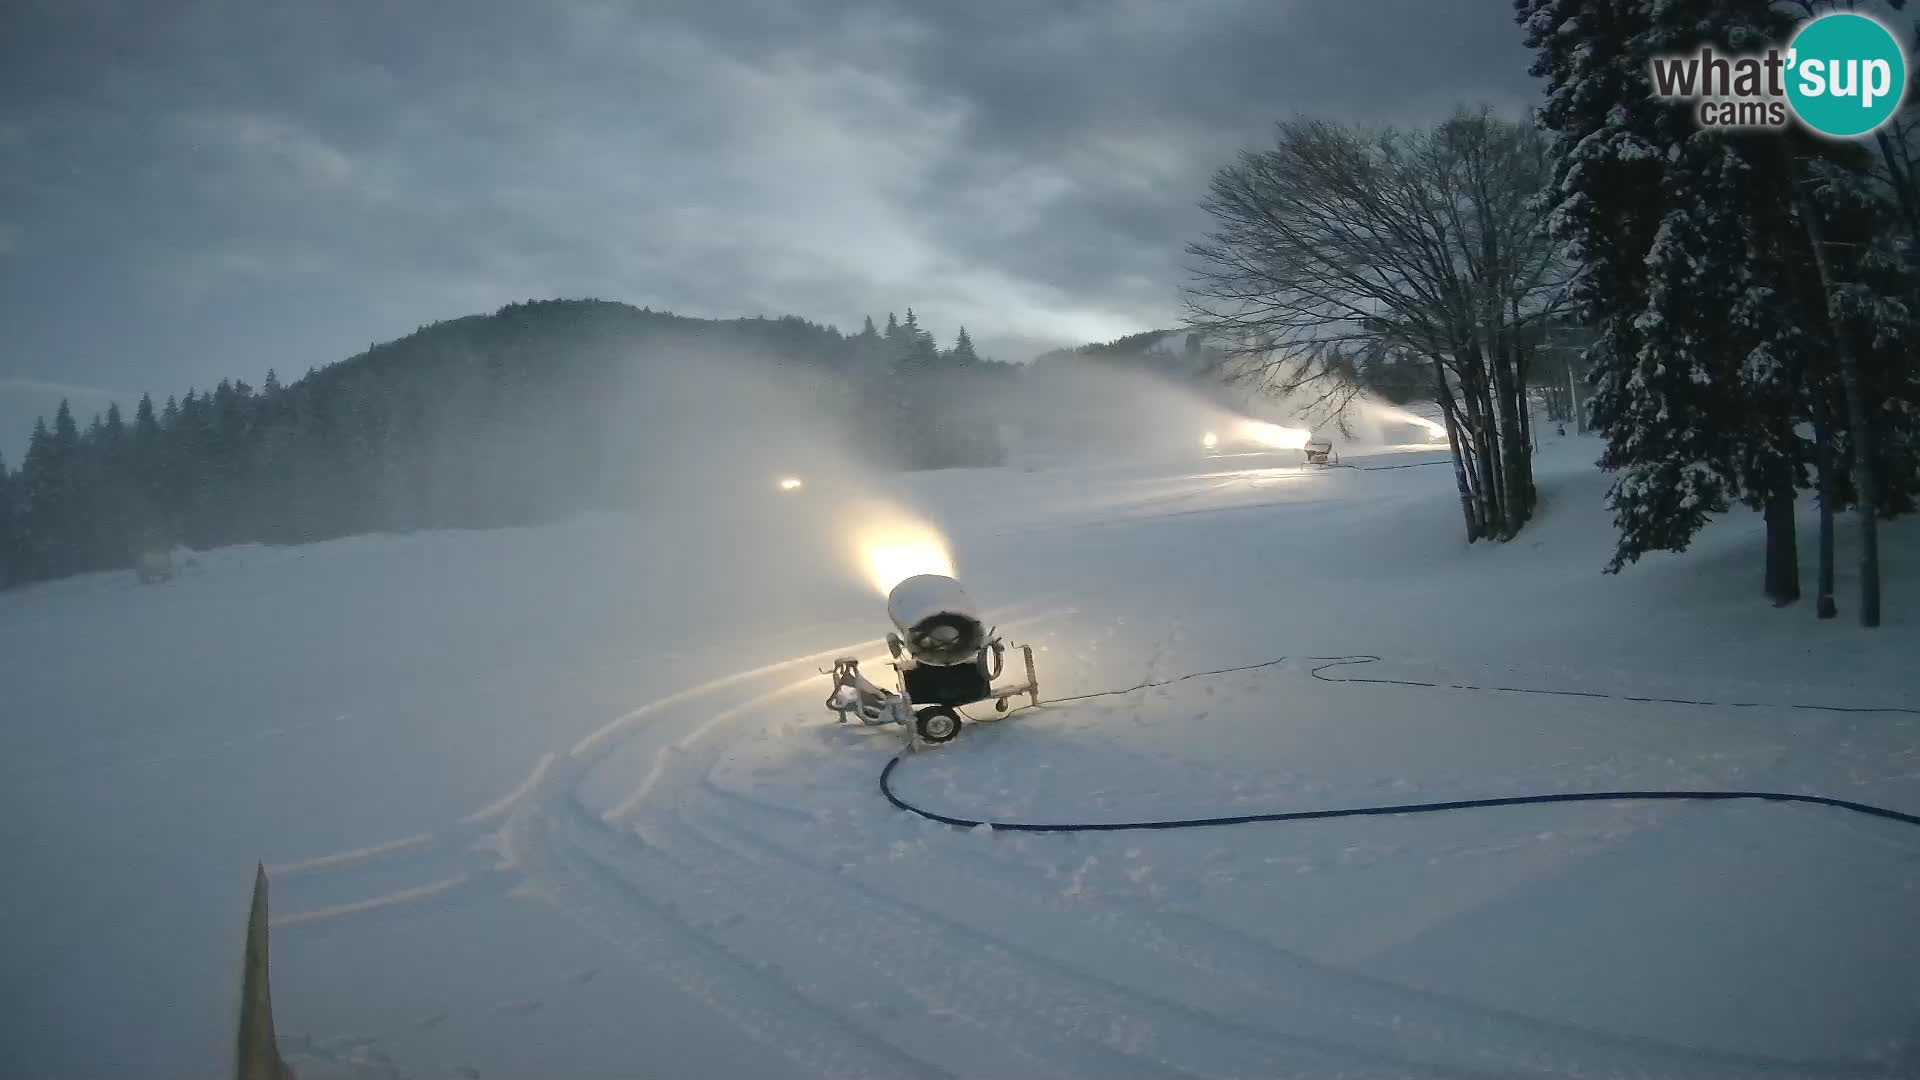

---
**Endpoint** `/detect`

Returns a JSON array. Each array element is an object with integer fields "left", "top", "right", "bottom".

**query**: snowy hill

[{"left": 2, "top": 434, "right": 1916, "bottom": 1078}]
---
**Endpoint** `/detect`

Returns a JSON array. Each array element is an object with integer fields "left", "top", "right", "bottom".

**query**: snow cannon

[
  {"left": 887, "top": 573, "right": 989, "bottom": 666},
  {"left": 825, "top": 573, "right": 1040, "bottom": 746}
]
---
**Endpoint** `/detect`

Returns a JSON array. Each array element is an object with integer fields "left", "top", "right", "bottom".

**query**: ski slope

[{"left": 3, "top": 434, "right": 1918, "bottom": 1078}]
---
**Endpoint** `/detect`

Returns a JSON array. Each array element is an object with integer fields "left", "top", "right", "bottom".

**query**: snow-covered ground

[{"left": 3, "top": 433, "right": 1917, "bottom": 1079}]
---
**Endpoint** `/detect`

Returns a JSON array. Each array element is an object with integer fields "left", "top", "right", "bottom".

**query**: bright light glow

[
  {"left": 1201, "top": 431, "right": 1219, "bottom": 449},
  {"left": 852, "top": 508, "right": 956, "bottom": 596},
  {"left": 778, "top": 476, "right": 804, "bottom": 491},
  {"left": 1235, "top": 419, "right": 1312, "bottom": 450}
]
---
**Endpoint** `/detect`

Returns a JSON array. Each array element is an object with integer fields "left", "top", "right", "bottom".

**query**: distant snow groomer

[{"left": 826, "top": 574, "right": 1039, "bottom": 745}]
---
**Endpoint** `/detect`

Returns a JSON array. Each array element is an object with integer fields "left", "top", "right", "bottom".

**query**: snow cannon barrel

[{"left": 886, "top": 573, "right": 988, "bottom": 666}]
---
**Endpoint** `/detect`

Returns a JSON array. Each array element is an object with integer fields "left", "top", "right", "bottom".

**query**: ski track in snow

[
  {"left": 266, "top": 603, "right": 1071, "bottom": 925},
  {"left": 458, "top": 752, "right": 556, "bottom": 825},
  {"left": 599, "top": 672, "right": 832, "bottom": 822},
  {"left": 267, "top": 831, "right": 435, "bottom": 878},
  {"left": 270, "top": 621, "right": 1906, "bottom": 1079},
  {"left": 273, "top": 873, "right": 475, "bottom": 930},
  {"left": 702, "top": 741, "right": 1900, "bottom": 1079},
  {"left": 664, "top": 716, "right": 1884, "bottom": 1079}
]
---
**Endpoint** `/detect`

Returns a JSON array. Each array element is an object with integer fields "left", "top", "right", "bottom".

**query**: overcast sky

[{"left": 0, "top": 0, "right": 1539, "bottom": 459}]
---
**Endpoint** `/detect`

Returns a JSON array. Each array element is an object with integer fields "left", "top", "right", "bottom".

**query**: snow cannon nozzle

[{"left": 886, "top": 573, "right": 988, "bottom": 667}]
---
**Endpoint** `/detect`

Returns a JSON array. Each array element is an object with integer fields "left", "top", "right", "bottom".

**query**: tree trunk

[
  {"left": 1433, "top": 356, "right": 1479, "bottom": 541},
  {"left": 1569, "top": 354, "right": 1583, "bottom": 434},
  {"left": 1456, "top": 354, "right": 1504, "bottom": 534},
  {"left": 1516, "top": 354, "right": 1534, "bottom": 451},
  {"left": 1814, "top": 416, "right": 1838, "bottom": 619},
  {"left": 1511, "top": 342, "right": 1536, "bottom": 511},
  {"left": 1491, "top": 327, "right": 1534, "bottom": 530},
  {"left": 1764, "top": 488, "right": 1800, "bottom": 606},
  {"left": 1502, "top": 373, "right": 1531, "bottom": 523},
  {"left": 1792, "top": 172, "right": 1882, "bottom": 627},
  {"left": 1484, "top": 350, "right": 1529, "bottom": 537},
  {"left": 1464, "top": 383, "right": 1502, "bottom": 533}
]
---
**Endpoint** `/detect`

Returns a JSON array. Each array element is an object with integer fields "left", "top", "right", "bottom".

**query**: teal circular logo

[{"left": 1786, "top": 13, "right": 1907, "bottom": 137}]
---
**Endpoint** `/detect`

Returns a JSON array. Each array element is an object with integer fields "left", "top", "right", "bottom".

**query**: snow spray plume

[
  {"left": 589, "top": 339, "right": 868, "bottom": 517},
  {"left": 1206, "top": 349, "right": 1450, "bottom": 449},
  {"left": 570, "top": 335, "right": 980, "bottom": 603},
  {"left": 1000, "top": 353, "right": 1297, "bottom": 465},
  {"left": 1352, "top": 400, "right": 1447, "bottom": 444},
  {"left": 1229, "top": 418, "right": 1312, "bottom": 450},
  {"left": 1196, "top": 341, "right": 1456, "bottom": 450}
]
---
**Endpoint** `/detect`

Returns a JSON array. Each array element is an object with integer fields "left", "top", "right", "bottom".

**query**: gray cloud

[{"left": 0, "top": 0, "right": 1541, "bottom": 457}]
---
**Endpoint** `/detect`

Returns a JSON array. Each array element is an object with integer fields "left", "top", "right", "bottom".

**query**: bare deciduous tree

[{"left": 1182, "top": 107, "right": 1567, "bottom": 541}]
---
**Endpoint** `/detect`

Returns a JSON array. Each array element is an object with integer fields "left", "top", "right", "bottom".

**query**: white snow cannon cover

[{"left": 886, "top": 573, "right": 988, "bottom": 666}]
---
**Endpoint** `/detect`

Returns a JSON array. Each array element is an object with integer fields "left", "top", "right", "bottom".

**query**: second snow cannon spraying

[{"left": 826, "top": 573, "right": 1039, "bottom": 745}]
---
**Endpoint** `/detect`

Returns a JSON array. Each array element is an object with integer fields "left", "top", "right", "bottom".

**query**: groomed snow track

[{"left": 267, "top": 629, "right": 1917, "bottom": 1080}]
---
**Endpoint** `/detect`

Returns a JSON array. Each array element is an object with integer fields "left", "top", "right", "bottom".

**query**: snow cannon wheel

[
  {"left": 995, "top": 697, "right": 1009, "bottom": 713},
  {"left": 914, "top": 705, "right": 962, "bottom": 744}
]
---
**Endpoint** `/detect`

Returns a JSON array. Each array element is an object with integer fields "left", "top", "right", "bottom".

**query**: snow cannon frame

[
  {"left": 1302, "top": 437, "right": 1337, "bottom": 467},
  {"left": 825, "top": 574, "right": 1040, "bottom": 746}
]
